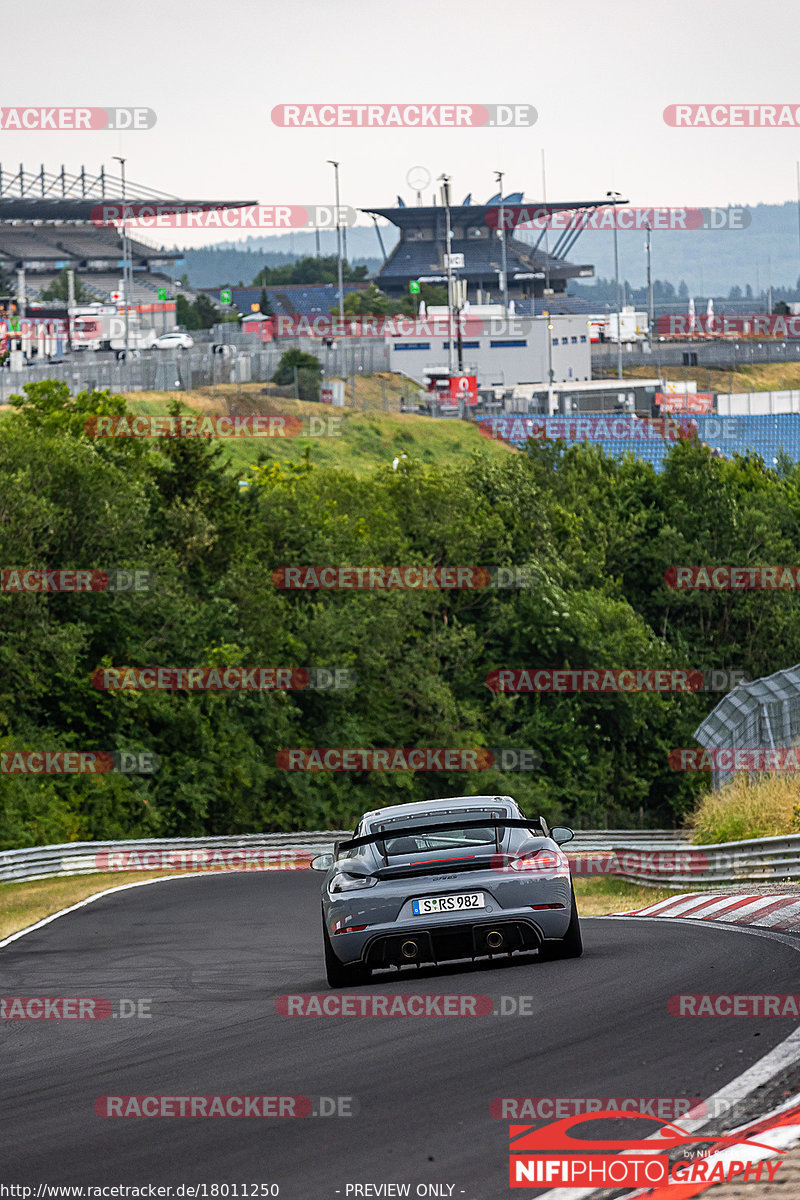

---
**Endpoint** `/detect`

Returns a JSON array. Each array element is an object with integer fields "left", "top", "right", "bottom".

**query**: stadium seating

[
  {"left": 0, "top": 228, "right": 70, "bottom": 261},
  {"left": 482, "top": 413, "right": 800, "bottom": 469}
]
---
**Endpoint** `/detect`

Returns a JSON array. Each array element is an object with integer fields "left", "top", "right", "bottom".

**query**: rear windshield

[{"left": 372, "top": 809, "right": 509, "bottom": 856}]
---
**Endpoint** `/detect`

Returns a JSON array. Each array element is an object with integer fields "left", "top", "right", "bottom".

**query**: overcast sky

[{"left": 3, "top": 0, "right": 799, "bottom": 249}]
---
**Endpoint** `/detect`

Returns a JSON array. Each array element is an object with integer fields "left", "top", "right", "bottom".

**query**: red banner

[
  {"left": 655, "top": 392, "right": 714, "bottom": 412},
  {"left": 449, "top": 374, "right": 478, "bottom": 405}
]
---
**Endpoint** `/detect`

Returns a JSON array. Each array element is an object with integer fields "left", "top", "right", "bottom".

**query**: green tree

[
  {"left": 253, "top": 256, "right": 368, "bottom": 287},
  {"left": 39, "top": 268, "right": 91, "bottom": 303},
  {"left": 272, "top": 349, "right": 322, "bottom": 386},
  {"left": 176, "top": 294, "right": 199, "bottom": 330}
]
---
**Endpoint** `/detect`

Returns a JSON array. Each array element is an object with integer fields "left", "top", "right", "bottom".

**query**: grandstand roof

[
  {"left": 362, "top": 201, "right": 617, "bottom": 231},
  {"left": 0, "top": 164, "right": 254, "bottom": 222}
]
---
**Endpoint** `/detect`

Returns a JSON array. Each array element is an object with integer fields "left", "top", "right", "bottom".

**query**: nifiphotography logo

[{"left": 508, "top": 1109, "right": 783, "bottom": 1187}]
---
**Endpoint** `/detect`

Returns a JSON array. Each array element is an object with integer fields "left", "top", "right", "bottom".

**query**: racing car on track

[{"left": 311, "top": 795, "right": 581, "bottom": 987}]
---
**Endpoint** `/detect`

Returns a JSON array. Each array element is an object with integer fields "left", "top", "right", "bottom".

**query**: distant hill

[
  {"left": 163, "top": 230, "right": 391, "bottom": 289},
  {"left": 164, "top": 202, "right": 800, "bottom": 296}
]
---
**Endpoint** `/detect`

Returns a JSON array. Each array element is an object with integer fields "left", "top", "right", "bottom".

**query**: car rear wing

[{"left": 338, "top": 816, "right": 549, "bottom": 859}]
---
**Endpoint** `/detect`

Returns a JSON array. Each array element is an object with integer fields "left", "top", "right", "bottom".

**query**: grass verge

[
  {"left": 615, "top": 361, "right": 800, "bottom": 394},
  {"left": 685, "top": 772, "right": 800, "bottom": 844},
  {"left": 573, "top": 875, "right": 678, "bottom": 915},
  {"left": 0, "top": 870, "right": 192, "bottom": 942},
  {"left": 123, "top": 383, "right": 514, "bottom": 476}
]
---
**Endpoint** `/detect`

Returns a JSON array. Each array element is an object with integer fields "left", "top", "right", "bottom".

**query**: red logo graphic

[{"left": 508, "top": 1110, "right": 782, "bottom": 1188}]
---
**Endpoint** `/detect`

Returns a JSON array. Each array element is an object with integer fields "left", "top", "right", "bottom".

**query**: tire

[
  {"left": 323, "top": 919, "right": 372, "bottom": 988},
  {"left": 538, "top": 886, "right": 583, "bottom": 960}
]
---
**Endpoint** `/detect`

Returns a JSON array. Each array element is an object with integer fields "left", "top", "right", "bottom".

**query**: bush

[
  {"left": 297, "top": 367, "right": 321, "bottom": 402},
  {"left": 687, "top": 773, "right": 800, "bottom": 843},
  {"left": 271, "top": 349, "right": 322, "bottom": 387}
]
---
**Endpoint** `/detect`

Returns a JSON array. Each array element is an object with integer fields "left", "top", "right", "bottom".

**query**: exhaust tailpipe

[
  {"left": 486, "top": 930, "right": 504, "bottom": 950},
  {"left": 401, "top": 940, "right": 419, "bottom": 959}
]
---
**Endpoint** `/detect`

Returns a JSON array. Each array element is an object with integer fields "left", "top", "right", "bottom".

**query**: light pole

[
  {"left": 328, "top": 161, "right": 344, "bottom": 320},
  {"left": 644, "top": 220, "right": 653, "bottom": 344},
  {"left": 439, "top": 173, "right": 455, "bottom": 376},
  {"left": 496, "top": 169, "right": 508, "bottom": 315},
  {"left": 112, "top": 156, "right": 130, "bottom": 357},
  {"left": 607, "top": 189, "right": 623, "bottom": 379},
  {"left": 545, "top": 312, "right": 554, "bottom": 414}
]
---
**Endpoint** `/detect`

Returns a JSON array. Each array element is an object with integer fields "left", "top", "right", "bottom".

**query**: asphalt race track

[{"left": 2, "top": 872, "right": 799, "bottom": 1196}]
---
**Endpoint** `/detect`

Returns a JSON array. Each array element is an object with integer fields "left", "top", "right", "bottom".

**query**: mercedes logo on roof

[{"left": 406, "top": 166, "right": 431, "bottom": 192}]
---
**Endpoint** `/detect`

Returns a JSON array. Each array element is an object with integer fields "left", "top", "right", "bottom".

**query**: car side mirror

[
  {"left": 550, "top": 826, "right": 574, "bottom": 845},
  {"left": 311, "top": 853, "right": 334, "bottom": 871}
]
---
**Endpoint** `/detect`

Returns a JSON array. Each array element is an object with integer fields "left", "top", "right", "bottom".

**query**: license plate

[{"left": 411, "top": 892, "right": 485, "bottom": 915}]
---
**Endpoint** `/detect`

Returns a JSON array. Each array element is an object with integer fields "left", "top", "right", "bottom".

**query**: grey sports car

[{"left": 311, "top": 794, "right": 582, "bottom": 987}]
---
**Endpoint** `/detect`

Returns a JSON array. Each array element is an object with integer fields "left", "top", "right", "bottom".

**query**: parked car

[{"left": 153, "top": 331, "right": 195, "bottom": 351}]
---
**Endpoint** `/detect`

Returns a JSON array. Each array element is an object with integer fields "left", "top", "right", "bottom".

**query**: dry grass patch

[{"left": 686, "top": 772, "right": 800, "bottom": 844}]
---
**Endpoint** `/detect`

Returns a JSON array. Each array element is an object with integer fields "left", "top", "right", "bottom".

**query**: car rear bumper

[{"left": 328, "top": 901, "right": 573, "bottom": 967}]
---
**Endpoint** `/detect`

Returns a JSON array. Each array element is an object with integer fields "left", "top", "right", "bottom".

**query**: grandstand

[
  {"left": 479, "top": 413, "right": 800, "bottom": 469},
  {"left": 0, "top": 164, "right": 254, "bottom": 303},
  {"left": 361, "top": 194, "right": 610, "bottom": 303}
]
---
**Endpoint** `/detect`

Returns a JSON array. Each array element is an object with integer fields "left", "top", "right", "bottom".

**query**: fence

[
  {"left": 0, "top": 829, "right": 688, "bottom": 885},
  {"left": 7, "top": 830, "right": 796, "bottom": 891},
  {"left": 592, "top": 341, "right": 800, "bottom": 371},
  {"left": 716, "top": 390, "right": 800, "bottom": 415},
  {"left": 0, "top": 338, "right": 393, "bottom": 404},
  {"left": 605, "top": 834, "right": 800, "bottom": 888}
]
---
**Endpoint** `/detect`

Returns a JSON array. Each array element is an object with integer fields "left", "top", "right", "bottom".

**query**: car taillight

[
  {"left": 333, "top": 925, "right": 367, "bottom": 934},
  {"left": 510, "top": 850, "right": 568, "bottom": 873}
]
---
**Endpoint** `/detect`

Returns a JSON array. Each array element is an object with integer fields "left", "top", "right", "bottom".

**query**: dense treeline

[{"left": 2, "top": 382, "right": 800, "bottom": 849}]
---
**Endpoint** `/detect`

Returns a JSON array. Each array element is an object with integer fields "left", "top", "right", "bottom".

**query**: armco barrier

[
  {"left": 610, "top": 833, "right": 800, "bottom": 888},
  {"left": 0, "top": 830, "right": 688, "bottom": 885}
]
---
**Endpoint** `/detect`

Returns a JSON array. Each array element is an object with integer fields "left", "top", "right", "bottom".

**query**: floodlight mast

[{"left": 439, "top": 173, "right": 455, "bottom": 376}]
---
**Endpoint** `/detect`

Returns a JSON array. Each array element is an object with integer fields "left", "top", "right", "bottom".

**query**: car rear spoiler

[{"left": 338, "top": 816, "right": 549, "bottom": 855}]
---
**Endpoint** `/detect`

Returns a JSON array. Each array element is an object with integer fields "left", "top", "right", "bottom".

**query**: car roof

[{"left": 360, "top": 795, "right": 520, "bottom": 827}]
